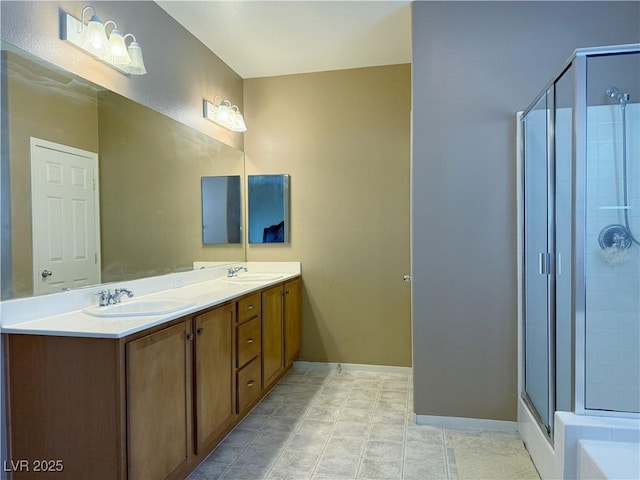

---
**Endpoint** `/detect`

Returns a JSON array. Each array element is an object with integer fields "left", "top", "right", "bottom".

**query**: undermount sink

[
  {"left": 222, "top": 273, "right": 284, "bottom": 283},
  {"left": 83, "top": 298, "right": 195, "bottom": 318}
]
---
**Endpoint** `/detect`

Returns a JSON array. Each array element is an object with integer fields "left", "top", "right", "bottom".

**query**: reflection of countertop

[{"left": 1, "top": 262, "right": 300, "bottom": 339}]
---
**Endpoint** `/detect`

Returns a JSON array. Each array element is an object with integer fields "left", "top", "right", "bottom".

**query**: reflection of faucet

[
  {"left": 227, "top": 266, "right": 247, "bottom": 278},
  {"left": 96, "top": 288, "right": 134, "bottom": 306}
]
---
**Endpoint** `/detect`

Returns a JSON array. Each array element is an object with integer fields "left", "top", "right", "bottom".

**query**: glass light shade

[
  {"left": 125, "top": 42, "right": 147, "bottom": 75},
  {"left": 230, "top": 108, "right": 247, "bottom": 132},
  {"left": 103, "top": 29, "right": 131, "bottom": 65},
  {"left": 215, "top": 102, "right": 232, "bottom": 125},
  {"left": 82, "top": 15, "right": 109, "bottom": 56}
]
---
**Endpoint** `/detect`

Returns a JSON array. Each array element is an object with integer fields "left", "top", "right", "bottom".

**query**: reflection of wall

[
  {"left": 98, "top": 92, "right": 244, "bottom": 282},
  {"left": 245, "top": 64, "right": 412, "bottom": 367},
  {"left": 4, "top": 51, "right": 99, "bottom": 298}
]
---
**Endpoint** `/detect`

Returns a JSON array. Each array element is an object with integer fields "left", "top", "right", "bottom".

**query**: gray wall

[{"left": 411, "top": 1, "right": 640, "bottom": 421}]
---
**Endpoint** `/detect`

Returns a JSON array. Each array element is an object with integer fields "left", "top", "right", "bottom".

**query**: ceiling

[{"left": 155, "top": 1, "right": 412, "bottom": 79}]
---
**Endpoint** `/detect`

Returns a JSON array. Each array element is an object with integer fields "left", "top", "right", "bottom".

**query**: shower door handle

[
  {"left": 539, "top": 252, "right": 551, "bottom": 276},
  {"left": 557, "top": 253, "right": 562, "bottom": 276}
]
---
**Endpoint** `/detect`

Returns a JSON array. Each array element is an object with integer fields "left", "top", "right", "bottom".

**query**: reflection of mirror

[
  {"left": 1, "top": 43, "right": 245, "bottom": 300},
  {"left": 248, "top": 175, "right": 290, "bottom": 244},
  {"left": 201, "top": 176, "right": 241, "bottom": 244}
]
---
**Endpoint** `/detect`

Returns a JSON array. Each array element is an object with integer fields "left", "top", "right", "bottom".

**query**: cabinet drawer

[
  {"left": 237, "top": 356, "right": 261, "bottom": 413},
  {"left": 236, "top": 317, "right": 261, "bottom": 368},
  {"left": 237, "top": 293, "right": 261, "bottom": 324}
]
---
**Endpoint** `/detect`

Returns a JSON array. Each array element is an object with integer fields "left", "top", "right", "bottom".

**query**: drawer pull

[
  {"left": 247, "top": 305, "right": 254, "bottom": 310},
  {"left": 246, "top": 338, "right": 254, "bottom": 344},
  {"left": 246, "top": 380, "right": 256, "bottom": 388}
]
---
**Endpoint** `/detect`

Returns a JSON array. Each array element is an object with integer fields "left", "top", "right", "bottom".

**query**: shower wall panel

[{"left": 585, "top": 103, "right": 640, "bottom": 413}]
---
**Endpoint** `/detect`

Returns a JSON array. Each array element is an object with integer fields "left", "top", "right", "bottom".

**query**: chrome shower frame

[{"left": 520, "top": 43, "right": 640, "bottom": 437}]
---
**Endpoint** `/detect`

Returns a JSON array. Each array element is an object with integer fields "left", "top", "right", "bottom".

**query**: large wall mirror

[
  {"left": 0, "top": 43, "right": 246, "bottom": 300},
  {"left": 248, "top": 174, "right": 290, "bottom": 244}
]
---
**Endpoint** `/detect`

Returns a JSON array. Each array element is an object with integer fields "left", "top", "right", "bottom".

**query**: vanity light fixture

[
  {"left": 62, "top": 5, "right": 147, "bottom": 76},
  {"left": 203, "top": 97, "right": 247, "bottom": 132}
]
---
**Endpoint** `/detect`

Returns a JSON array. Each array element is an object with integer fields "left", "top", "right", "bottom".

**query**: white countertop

[{"left": 0, "top": 262, "right": 300, "bottom": 339}]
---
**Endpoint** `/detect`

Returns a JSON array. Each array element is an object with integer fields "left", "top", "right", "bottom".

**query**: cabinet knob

[
  {"left": 186, "top": 332, "right": 194, "bottom": 341},
  {"left": 247, "top": 305, "right": 254, "bottom": 310},
  {"left": 246, "top": 380, "right": 255, "bottom": 388},
  {"left": 197, "top": 327, "right": 204, "bottom": 335},
  {"left": 246, "top": 338, "right": 254, "bottom": 344}
]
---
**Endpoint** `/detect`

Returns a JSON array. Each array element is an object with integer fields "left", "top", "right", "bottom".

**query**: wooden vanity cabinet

[
  {"left": 5, "top": 333, "right": 127, "bottom": 480},
  {"left": 262, "top": 285, "right": 285, "bottom": 389},
  {"left": 127, "top": 320, "right": 192, "bottom": 480},
  {"left": 263, "top": 278, "right": 302, "bottom": 389},
  {"left": 5, "top": 277, "right": 301, "bottom": 480},
  {"left": 235, "top": 293, "right": 263, "bottom": 414},
  {"left": 193, "top": 304, "right": 235, "bottom": 454},
  {"left": 284, "top": 278, "right": 302, "bottom": 367}
]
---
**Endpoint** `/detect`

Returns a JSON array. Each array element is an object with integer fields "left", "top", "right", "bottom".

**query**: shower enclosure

[{"left": 520, "top": 43, "right": 640, "bottom": 447}]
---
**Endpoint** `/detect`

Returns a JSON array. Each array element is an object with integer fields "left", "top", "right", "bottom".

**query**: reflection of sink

[
  {"left": 222, "top": 273, "right": 283, "bottom": 283},
  {"left": 83, "top": 298, "right": 195, "bottom": 317}
]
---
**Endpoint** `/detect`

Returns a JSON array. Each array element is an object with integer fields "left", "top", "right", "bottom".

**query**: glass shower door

[{"left": 523, "top": 90, "right": 552, "bottom": 433}]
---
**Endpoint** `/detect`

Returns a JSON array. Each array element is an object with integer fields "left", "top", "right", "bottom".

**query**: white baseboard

[
  {"left": 413, "top": 413, "right": 519, "bottom": 433},
  {"left": 293, "top": 360, "right": 412, "bottom": 376}
]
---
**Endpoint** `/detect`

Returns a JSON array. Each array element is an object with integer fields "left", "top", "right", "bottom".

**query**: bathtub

[{"left": 519, "top": 399, "right": 640, "bottom": 479}]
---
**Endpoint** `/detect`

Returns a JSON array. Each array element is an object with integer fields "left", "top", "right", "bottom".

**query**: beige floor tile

[
  {"left": 368, "top": 423, "right": 405, "bottom": 443},
  {"left": 233, "top": 444, "right": 282, "bottom": 469},
  {"left": 405, "top": 424, "right": 443, "bottom": 444},
  {"left": 190, "top": 367, "right": 538, "bottom": 480},
  {"left": 192, "top": 459, "right": 229, "bottom": 479},
  {"left": 404, "top": 441, "right": 446, "bottom": 463},
  {"left": 402, "top": 459, "right": 448, "bottom": 480},
  {"left": 297, "top": 419, "right": 336, "bottom": 437},
  {"left": 221, "top": 465, "right": 271, "bottom": 480},
  {"left": 222, "top": 428, "right": 258, "bottom": 447},
  {"left": 357, "top": 458, "right": 402, "bottom": 479},
  {"left": 314, "top": 454, "right": 360, "bottom": 478},
  {"left": 332, "top": 421, "right": 370, "bottom": 438},
  {"left": 363, "top": 440, "right": 404, "bottom": 460},
  {"left": 268, "top": 470, "right": 313, "bottom": 480},
  {"left": 371, "top": 410, "right": 407, "bottom": 426},
  {"left": 271, "top": 450, "right": 320, "bottom": 473},
  {"left": 208, "top": 444, "right": 245, "bottom": 465},
  {"left": 325, "top": 436, "right": 366, "bottom": 456},
  {"left": 286, "top": 433, "right": 328, "bottom": 454},
  {"left": 338, "top": 407, "right": 373, "bottom": 424}
]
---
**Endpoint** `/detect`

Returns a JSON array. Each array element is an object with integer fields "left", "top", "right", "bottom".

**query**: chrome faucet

[
  {"left": 96, "top": 288, "right": 134, "bottom": 306},
  {"left": 227, "top": 266, "right": 247, "bottom": 278}
]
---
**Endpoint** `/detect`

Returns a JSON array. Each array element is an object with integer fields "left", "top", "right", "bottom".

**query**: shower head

[{"left": 605, "top": 86, "right": 630, "bottom": 105}]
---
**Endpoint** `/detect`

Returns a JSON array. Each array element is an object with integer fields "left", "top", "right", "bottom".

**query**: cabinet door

[
  {"left": 284, "top": 278, "right": 301, "bottom": 367},
  {"left": 194, "top": 305, "right": 234, "bottom": 453},
  {"left": 127, "top": 320, "right": 191, "bottom": 480},
  {"left": 262, "top": 284, "right": 284, "bottom": 388}
]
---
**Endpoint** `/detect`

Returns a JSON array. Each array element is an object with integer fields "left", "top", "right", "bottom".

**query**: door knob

[
  {"left": 403, "top": 275, "right": 411, "bottom": 282},
  {"left": 41, "top": 269, "right": 53, "bottom": 279}
]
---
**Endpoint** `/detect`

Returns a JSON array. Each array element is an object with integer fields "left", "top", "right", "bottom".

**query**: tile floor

[{"left": 188, "top": 366, "right": 532, "bottom": 480}]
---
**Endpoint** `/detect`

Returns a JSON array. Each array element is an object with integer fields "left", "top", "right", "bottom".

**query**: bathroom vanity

[{"left": 2, "top": 266, "right": 301, "bottom": 480}]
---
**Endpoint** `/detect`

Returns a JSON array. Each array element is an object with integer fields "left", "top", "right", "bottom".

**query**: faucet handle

[{"left": 96, "top": 289, "right": 111, "bottom": 306}]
